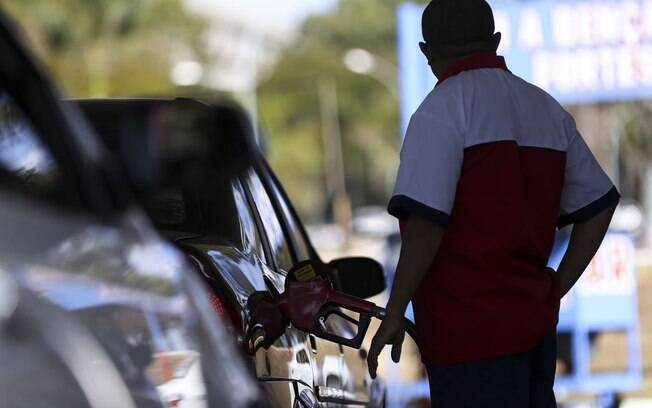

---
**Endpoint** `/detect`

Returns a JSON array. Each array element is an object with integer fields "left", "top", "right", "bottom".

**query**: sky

[{"left": 187, "top": 0, "right": 337, "bottom": 34}]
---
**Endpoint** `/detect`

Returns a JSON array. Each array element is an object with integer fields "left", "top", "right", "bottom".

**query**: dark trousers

[{"left": 427, "top": 331, "right": 557, "bottom": 408}]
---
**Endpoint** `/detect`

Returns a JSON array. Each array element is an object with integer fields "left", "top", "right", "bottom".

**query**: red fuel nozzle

[
  {"left": 275, "top": 260, "right": 417, "bottom": 349},
  {"left": 273, "top": 261, "right": 377, "bottom": 349},
  {"left": 276, "top": 278, "right": 376, "bottom": 349}
]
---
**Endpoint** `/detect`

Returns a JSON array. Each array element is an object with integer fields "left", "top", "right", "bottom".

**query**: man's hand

[
  {"left": 367, "top": 315, "right": 406, "bottom": 379},
  {"left": 365, "top": 215, "right": 444, "bottom": 379},
  {"left": 557, "top": 203, "right": 617, "bottom": 297}
]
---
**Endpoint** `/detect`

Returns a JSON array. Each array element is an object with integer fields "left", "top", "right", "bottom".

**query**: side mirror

[
  {"left": 70, "top": 98, "right": 258, "bottom": 198},
  {"left": 328, "top": 257, "right": 386, "bottom": 299}
]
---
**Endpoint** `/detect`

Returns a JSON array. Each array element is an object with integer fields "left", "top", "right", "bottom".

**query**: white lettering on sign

[
  {"left": 576, "top": 3, "right": 593, "bottom": 46},
  {"left": 594, "top": 3, "right": 621, "bottom": 44},
  {"left": 532, "top": 45, "right": 652, "bottom": 93},
  {"left": 577, "top": 235, "right": 635, "bottom": 296},
  {"left": 644, "top": 0, "right": 652, "bottom": 39},
  {"left": 617, "top": 47, "right": 637, "bottom": 88},
  {"left": 622, "top": 1, "right": 642, "bottom": 44},
  {"left": 643, "top": 44, "right": 652, "bottom": 84},
  {"left": 580, "top": 49, "right": 600, "bottom": 89},
  {"left": 495, "top": 10, "right": 512, "bottom": 53},
  {"left": 548, "top": 1, "right": 652, "bottom": 49},
  {"left": 599, "top": 47, "right": 617, "bottom": 89},
  {"left": 519, "top": 8, "right": 545, "bottom": 50},
  {"left": 552, "top": 4, "right": 575, "bottom": 48}
]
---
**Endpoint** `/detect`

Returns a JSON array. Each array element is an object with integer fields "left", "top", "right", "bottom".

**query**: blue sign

[
  {"left": 549, "top": 233, "right": 642, "bottom": 395},
  {"left": 398, "top": 0, "right": 652, "bottom": 134}
]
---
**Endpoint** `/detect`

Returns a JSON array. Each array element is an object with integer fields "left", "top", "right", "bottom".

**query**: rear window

[
  {"left": 144, "top": 188, "right": 200, "bottom": 234},
  {"left": 146, "top": 189, "right": 187, "bottom": 226},
  {"left": 145, "top": 177, "right": 264, "bottom": 259}
]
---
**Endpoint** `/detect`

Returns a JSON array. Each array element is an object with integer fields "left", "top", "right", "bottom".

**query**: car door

[
  {"left": 241, "top": 167, "right": 320, "bottom": 407},
  {"left": 0, "top": 10, "right": 258, "bottom": 408},
  {"left": 258, "top": 161, "right": 377, "bottom": 407},
  {"left": 244, "top": 163, "right": 373, "bottom": 406},
  {"left": 75, "top": 96, "right": 319, "bottom": 407}
]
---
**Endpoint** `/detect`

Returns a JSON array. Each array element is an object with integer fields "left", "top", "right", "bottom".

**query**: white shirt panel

[
  {"left": 393, "top": 107, "right": 464, "bottom": 217},
  {"left": 390, "top": 66, "right": 616, "bottom": 225},
  {"left": 459, "top": 69, "right": 570, "bottom": 151},
  {"left": 559, "top": 115, "right": 615, "bottom": 215}
]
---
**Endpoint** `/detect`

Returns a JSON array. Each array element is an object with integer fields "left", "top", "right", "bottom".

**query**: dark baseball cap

[{"left": 422, "top": 0, "right": 496, "bottom": 49}]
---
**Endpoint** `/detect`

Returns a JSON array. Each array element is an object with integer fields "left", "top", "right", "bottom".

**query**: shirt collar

[{"left": 436, "top": 52, "right": 509, "bottom": 86}]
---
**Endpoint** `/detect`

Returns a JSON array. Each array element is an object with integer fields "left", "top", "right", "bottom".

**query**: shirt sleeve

[
  {"left": 388, "top": 111, "right": 463, "bottom": 227},
  {"left": 558, "top": 117, "right": 620, "bottom": 228}
]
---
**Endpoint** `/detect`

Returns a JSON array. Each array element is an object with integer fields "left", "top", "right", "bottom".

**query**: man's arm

[
  {"left": 385, "top": 216, "right": 445, "bottom": 318},
  {"left": 557, "top": 203, "right": 617, "bottom": 297},
  {"left": 367, "top": 214, "right": 444, "bottom": 378}
]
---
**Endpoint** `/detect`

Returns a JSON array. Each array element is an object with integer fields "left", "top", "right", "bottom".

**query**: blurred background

[{"left": 5, "top": 0, "right": 652, "bottom": 406}]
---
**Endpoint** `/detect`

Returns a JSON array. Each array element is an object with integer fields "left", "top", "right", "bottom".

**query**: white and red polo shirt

[{"left": 388, "top": 53, "right": 619, "bottom": 365}]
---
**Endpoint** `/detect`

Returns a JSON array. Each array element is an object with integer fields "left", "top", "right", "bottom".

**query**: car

[
  {"left": 155, "top": 351, "right": 206, "bottom": 408},
  {"left": 77, "top": 98, "right": 388, "bottom": 408},
  {"left": 0, "top": 8, "right": 260, "bottom": 408}
]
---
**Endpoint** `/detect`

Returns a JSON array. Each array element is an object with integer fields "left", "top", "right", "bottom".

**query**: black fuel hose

[
  {"left": 404, "top": 319, "right": 417, "bottom": 340},
  {"left": 372, "top": 305, "right": 417, "bottom": 341}
]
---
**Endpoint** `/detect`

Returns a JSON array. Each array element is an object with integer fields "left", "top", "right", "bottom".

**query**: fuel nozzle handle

[
  {"left": 278, "top": 260, "right": 418, "bottom": 350},
  {"left": 247, "top": 326, "right": 267, "bottom": 353},
  {"left": 245, "top": 292, "right": 288, "bottom": 354},
  {"left": 277, "top": 279, "right": 378, "bottom": 349}
]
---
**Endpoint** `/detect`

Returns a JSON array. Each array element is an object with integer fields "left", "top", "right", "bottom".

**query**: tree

[
  {"left": 3, "top": 0, "right": 206, "bottom": 97},
  {"left": 617, "top": 103, "right": 652, "bottom": 201},
  {"left": 258, "top": 0, "right": 427, "bottom": 221}
]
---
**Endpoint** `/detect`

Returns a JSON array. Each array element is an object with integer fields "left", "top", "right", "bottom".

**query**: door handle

[{"left": 309, "top": 334, "right": 318, "bottom": 354}]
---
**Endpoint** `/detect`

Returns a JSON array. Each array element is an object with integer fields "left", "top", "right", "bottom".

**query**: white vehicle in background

[{"left": 156, "top": 351, "right": 206, "bottom": 408}]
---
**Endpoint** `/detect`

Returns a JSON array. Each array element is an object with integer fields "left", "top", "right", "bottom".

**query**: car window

[
  {"left": 0, "top": 91, "right": 64, "bottom": 201},
  {"left": 243, "top": 168, "right": 293, "bottom": 272},
  {"left": 145, "top": 188, "right": 195, "bottom": 231},
  {"left": 146, "top": 177, "right": 267, "bottom": 262},
  {"left": 267, "top": 175, "right": 311, "bottom": 262},
  {"left": 232, "top": 178, "right": 267, "bottom": 262}
]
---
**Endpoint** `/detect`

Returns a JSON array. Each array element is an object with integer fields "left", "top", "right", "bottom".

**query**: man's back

[
  {"left": 390, "top": 55, "right": 618, "bottom": 364},
  {"left": 369, "top": 2, "right": 618, "bottom": 406}
]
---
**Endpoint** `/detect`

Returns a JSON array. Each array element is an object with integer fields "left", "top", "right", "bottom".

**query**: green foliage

[
  {"left": 259, "top": 0, "right": 428, "bottom": 220},
  {"left": 616, "top": 102, "right": 652, "bottom": 200},
  {"left": 2, "top": 0, "right": 428, "bottom": 221},
  {"left": 2, "top": 0, "right": 206, "bottom": 97}
]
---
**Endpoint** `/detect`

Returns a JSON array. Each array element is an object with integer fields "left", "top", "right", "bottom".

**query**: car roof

[
  {"left": 70, "top": 97, "right": 211, "bottom": 139},
  {"left": 71, "top": 98, "right": 258, "bottom": 243},
  {"left": 71, "top": 97, "right": 207, "bottom": 108}
]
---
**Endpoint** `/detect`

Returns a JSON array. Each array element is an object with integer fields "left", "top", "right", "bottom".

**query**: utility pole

[{"left": 319, "top": 78, "right": 352, "bottom": 247}]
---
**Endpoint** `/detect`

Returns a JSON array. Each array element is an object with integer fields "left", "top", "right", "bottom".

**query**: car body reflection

[{"left": 2, "top": 200, "right": 254, "bottom": 408}]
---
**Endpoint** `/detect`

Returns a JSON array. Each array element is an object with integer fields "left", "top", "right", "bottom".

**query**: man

[{"left": 367, "top": 0, "right": 619, "bottom": 406}]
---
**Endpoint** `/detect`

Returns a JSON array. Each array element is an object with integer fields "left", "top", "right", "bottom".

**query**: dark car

[
  {"left": 0, "top": 9, "right": 259, "bottom": 408},
  {"left": 78, "top": 98, "right": 388, "bottom": 408}
]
